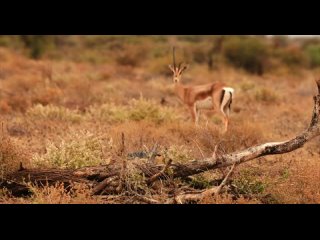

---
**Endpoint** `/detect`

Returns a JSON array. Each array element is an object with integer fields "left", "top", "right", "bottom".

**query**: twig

[
  {"left": 214, "top": 163, "right": 236, "bottom": 194},
  {"left": 118, "top": 132, "right": 125, "bottom": 157},
  {"left": 212, "top": 144, "right": 219, "bottom": 160},
  {"left": 172, "top": 163, "right": 236, "bottom": 204},
  {"left": 92, "top": 176, "right": 119, "bottom": 195},
  {"left": 116, "top": 157, "right": 127, "bottom": 193},
  {"left": 133, "top": 195, "right": 161, "bottom": 204},
  {"left": 192, "top": 139, "right": 205, "bottom": 159},
  {"left": 147, "top": 159, "right": 173, "bottom": 184},
  {"left": 148, "top": 142, "right": 159, "bottom": 162}
]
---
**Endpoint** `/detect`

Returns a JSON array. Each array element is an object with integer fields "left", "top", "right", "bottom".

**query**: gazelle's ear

[
  {"left": 168, "top": 65, "right": 175, "bottom": 72},
  {"left": 180, "top": 64, "right": 189, "bottom": 73}
]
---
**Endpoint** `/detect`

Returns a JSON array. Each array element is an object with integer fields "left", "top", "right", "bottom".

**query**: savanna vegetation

[{"left": 1, "top": 35, "right": 320, "bottom": 204}]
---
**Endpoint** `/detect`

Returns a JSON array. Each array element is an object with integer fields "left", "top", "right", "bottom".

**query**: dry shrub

[
  {"left": 115, "top": 44, "right": 150, "bottom": 67},
  {"left": 119, "top": 159, "right": 151, "bottom": 195},
  {"left": 0, "top": 136, "right": 30, "bottom": 177},
  {"left": 147, "top": 56, "right": 172, "bottom": 76},
  {"left": 240, "top": 81, "right": 256, "bottom": 92},
  {"left": 26, "top": 104, "right": 83, "bottom": 123},
  {"left": 267, "top": 158, "right": 320, "bottom": 203},
  {"left": 254, "top": 88, "right": 279, "bottom": 103},
  {"left": 146, "top": 77, "right": 173, "bottom": 95},
  {"left": 87, "top": 103, "right": 128, "bottom": 123},
  {"left": 31, "top": 87, "right": 62, "bottom": 106},
  {"left": 6, "top": 75, "right": 41, "bottom": 93},
  {"left": 2, "top": 182, "right": 104, "bottom": 204},
  {"left": 0, "top": 100, "right": 12, "bottom": 114},
  {"left": 200, "top": 193, "right": 260, "bottom": 204},
  {"left": 108, "top": 121, "right": 174, "bottom": 155},
  {"left": 0, "top": 48, "right": 13, "bottom": 62},
  {"left": 162, "top": 145, "right": 193, "bottom": 164},
  {"left": 219, "top": 121, "right": 265, "bottom": 153},
  {"left": 63, "top": 78, "right": 95, "bottom": 110},
  {"left": 128, "top": 97, "right": 178, "bottom": 124},
  {"left": 276, "top": 45, "right": 309, "bottom": 68},
  {"left": 6, "top": 95, "right": 31, "bottom": 113},
  {"left": 32, "top": 130, "right": 112, "bottom": 169},
  {"left": 88, "top": 97, "right": 179, "bottom": 124}
]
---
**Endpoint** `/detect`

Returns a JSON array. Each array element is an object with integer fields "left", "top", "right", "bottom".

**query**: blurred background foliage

[{"left": 1, "top": 35, "right": 320, "bottom": 74}]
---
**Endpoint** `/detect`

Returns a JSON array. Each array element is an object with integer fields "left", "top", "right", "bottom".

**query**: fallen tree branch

[
  {"left": 92, "top": 176, "right": 119, "bottom": 195},
  {"left": 172, "top": 163, "right": 236, "bottom": 204},
  {"left": 147, "top": 159, "right": 172, "bottom": 184}
]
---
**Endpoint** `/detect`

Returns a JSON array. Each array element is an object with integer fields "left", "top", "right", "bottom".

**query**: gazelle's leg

[
  {"left": 196, "top": 108, "right": 200, "bottom": 126},
  {"left": 221, "top": 104, "right": 231, "bottom": 133},
  {"left": 189, "top": 105, "right": 197, "bottom": 125},
  {"left": 223, "top": 115, "right": 229, "bottom": 132}
]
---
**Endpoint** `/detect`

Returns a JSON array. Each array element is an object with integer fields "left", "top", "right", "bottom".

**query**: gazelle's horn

[{"left": 173, "top": 47, "right": 176, "bottom": 70}]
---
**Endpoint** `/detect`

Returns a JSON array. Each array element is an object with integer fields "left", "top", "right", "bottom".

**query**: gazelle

[{"left": 168, "top": 48, "right": 234, "bottom": 132}]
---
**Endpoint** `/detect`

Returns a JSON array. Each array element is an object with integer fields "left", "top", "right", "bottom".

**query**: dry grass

[
  {"left": 1, "top": 182, "right": 105, "bottom": 204},
  {"left": 0, "top": 37, "right": 320, "bottom": 204},
  {"left": 0, "top": 135, "right": 31, "bottom": 177}
]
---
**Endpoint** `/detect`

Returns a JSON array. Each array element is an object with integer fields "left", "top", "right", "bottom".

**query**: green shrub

[
  {"left": 223, "top": 37, "right": 269, "bottom": 75},
  {"left": 128, "top": 97, "right": 177, "bottom": 124},
  {"left": 20, "top": 35, "right": 55, "bottom": 59},
  {"left": 87, "top": 98, "right": 179, "bottom": 124},
  {"left": 305, "top": 44, "right": 320, "bottom": 68},
  {"left": 87, "top": 103, "right": 128, "bottom": 123},
  {"left": 162, "top": 145, "right": 193, "bottom": 164},
  {"left": 0, "top": 36, "right": 25, "bottom": 49},
  {"left": 32, "top": 131, "right": 110, "bottom": 169},
  {"left": 26, "top": 104, "right": 83, "bottom": 123},
  {"left": 232, "top": 170, "right": 266, "bottom": 196}
]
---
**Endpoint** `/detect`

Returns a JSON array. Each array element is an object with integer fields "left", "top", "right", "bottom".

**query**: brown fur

[{"left": 169, "top": 64, "right": 232, "bottom": 131}]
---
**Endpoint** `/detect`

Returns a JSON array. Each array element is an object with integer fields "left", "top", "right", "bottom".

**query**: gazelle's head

[{"left": 168, "top": 47, "right": 188, "bottom": 84}]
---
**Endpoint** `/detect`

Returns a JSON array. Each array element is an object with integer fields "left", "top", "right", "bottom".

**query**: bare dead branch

[
  {"left": 215, "top": 163, "right": 236, "bottom": 194},
  {"left": 92, "top": 176, "right": 119, "bottom": 195},
  {"left": 193, "top": 139, "right": 205, "bottom": 159},
  {"left": 147, "top": 159, "right": 173, "bottom": 184},
  {"left": 133, "top": 195, "right": 161, "bottom": 204}
]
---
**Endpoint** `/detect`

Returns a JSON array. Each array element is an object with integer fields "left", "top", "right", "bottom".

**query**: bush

[
  {"left": 255, "top": 88, "right": 278, "bottom": 103},
  {"left": 305, "top": 44, "right": 320, "bottom": 68},
  {"left": 0, "top": 136, "right": 30, "bottom": 177},
  {"left": 148, "top": 56, "right": 173, "bottom": 76},
  {"left": 20, "top": 36, "right": 55, "bottom": 59},
  {"left": 161, "top": 145, "right": 193, "bottom": 164},
  {"left": 128, "top": 97, "right": 177, "bottom": 124},
  {"left": 276, "top": 46, "right": 308, "bottom": 67},
  {"left": 87, "top": 103, "right": 128, "bottom": 123},
  {"left": 26, "top": 104, "right": 83, "bottom": 123},
  {"left": 87, "top": 98, "right": 179, "bottom": 124},
  {"left": 232, "top": 170, "right": 266, "bottom": 196},
  {"left": 223, "top": 37, "right": 269, "bottom": 75},
  {"left": 115, "top": 44, "right": 149, "bottom": 67},
  {"left": 32, "top": 131, "right": 110, "bottom": 169}
]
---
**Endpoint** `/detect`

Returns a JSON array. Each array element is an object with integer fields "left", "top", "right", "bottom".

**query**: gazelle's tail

[{"left": 220, "top": 87, "right": 234, "bottom": 113}]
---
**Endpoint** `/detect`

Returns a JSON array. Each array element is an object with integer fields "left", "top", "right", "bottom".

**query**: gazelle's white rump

[{"left": 223, "top": 87, "right": 234, "bottom": 94}]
